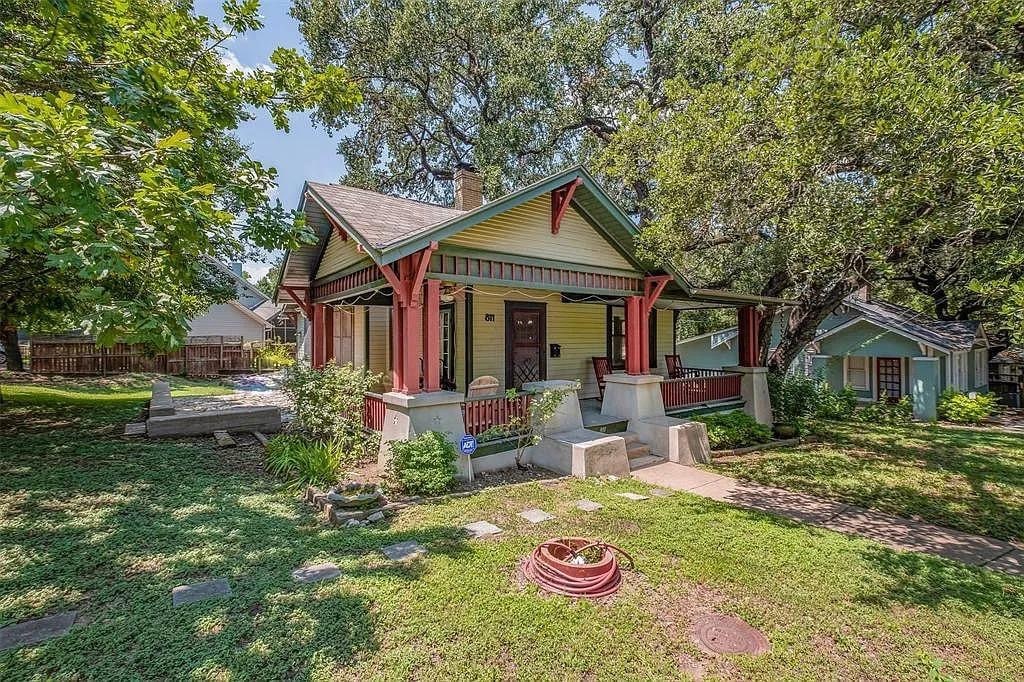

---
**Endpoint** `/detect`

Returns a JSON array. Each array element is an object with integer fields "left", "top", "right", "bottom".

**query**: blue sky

[{"left": 195, "top": 0, "right": 345, "bottom": 282}]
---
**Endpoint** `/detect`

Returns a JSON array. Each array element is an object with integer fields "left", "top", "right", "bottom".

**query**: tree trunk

[{"left": 1, "top": 317, "right": 24, "bottom": 371}]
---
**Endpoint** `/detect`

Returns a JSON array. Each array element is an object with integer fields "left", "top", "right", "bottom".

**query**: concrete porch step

[
  {"left": 620, "top": 431, "right": 644, "bottom": 446},
  {"left": 628, "top": 454, "right": 664, "bottom": 470},
  {"left": 627, "top": 444, "right": 651, "bottom": 460}
]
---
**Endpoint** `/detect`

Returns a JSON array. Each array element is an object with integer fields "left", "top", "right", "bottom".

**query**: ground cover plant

[
  {"left": 692, "top": 411, "right": 772, "bottom": 450},
  {"left": 711, "top": 420, "right": 1024, "bottom": 542},
  {"left": 1, "top": 381, "right": 1022, "bottom": 680}
]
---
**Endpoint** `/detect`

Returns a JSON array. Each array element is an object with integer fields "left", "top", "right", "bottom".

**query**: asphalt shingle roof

[
  {"left": 306, "top": 181, "right": 464, "bottom": 249},
  {"left": 848, "top": 298, "right": 980, "bottom": 351}
]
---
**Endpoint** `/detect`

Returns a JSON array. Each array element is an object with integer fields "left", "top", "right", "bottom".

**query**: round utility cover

[{"left": 690, "top": 613, "right": 770, "bottom": 656}]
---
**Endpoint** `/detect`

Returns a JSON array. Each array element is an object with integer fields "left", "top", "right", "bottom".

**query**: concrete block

[
  {"left": 601, "top": 374, "right": 665, "bottom": 421},
  {"left": 172, "top": 579, "right": 231, "bottom": 606},
  {"left": 463, "top": 520, "right": 503, "bottom": 538},
  {"left": 681, "top": 421, "right": 712, "bottom": 465},
  {"left": 213, "top": 430, "right": 236, "bottom": 448},
  {"left": 526, "top": 428, "right": 629, "bottom": 478},
  {"left": 0, "top": 611, "right": 76, "bottom": 652},
  {"left": 519, "top": 508, "right": 554, "bottom": 523},
  {"left": 377, "top": 391, "right": 467, "bottom": 475},
  {"left": 382, "top": 540, "right": 426, "bottom": 562},
  {"left": 521, "top": 380, "right": 584, "bottom": 434},
  {"left": 725, "top": 366, "right": 772, "bottom": 426},
  {"left": 576, "top": 499, "right": 603, "bottom": 511},
  {"left": 147, "top": 406, "right": 281, "bottom": 438},
  {"left": 124, "top": 422, "right": 147, "bottom": 437},
  {"left": 291, "top": 563, "right": 341, "bottom": 583},
  {"left": 149, "top": 380, "right": 175, "bottom": 417}
]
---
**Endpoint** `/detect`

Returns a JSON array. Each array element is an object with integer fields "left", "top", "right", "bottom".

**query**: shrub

[
  {"left": 265, "top": 434, "right": 351, "bottom": 489},
  {"left": 814, "top": 384, "right": 859, "bottom": 420},
  {"left": 693, "top": 411, "right": 772, "bottom": 450},
  {"left": 937, "top": 389, "right": 997, "bottom": 424},
  {"left": 254, "top": 341, "right": 295, "bottom": 369},
  {"left": 281, "top": 361, "right": 380, "bottom": 449},
  {"left": 388, "top": 431, "right": 458, "bottom": 496},
  {"left": 767, "top": 373, "right": 819, "bottom": 425},
  {"left": 855, "top": 395, "right": 912, "bottom": 424}
]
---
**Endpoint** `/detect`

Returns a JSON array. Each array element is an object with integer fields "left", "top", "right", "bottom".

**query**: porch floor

[{"left": 580, "top": 398, "right": 626, "bottom": 429}]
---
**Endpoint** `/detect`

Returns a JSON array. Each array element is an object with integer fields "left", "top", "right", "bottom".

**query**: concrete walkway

[{"left": 632, "top": 462, "right": 1023, "bottom": 577}]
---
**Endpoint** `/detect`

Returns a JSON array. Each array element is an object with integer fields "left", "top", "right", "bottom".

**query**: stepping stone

[
  {"left": 576, "top": 499, "right": 603, "bottom": 512},
  {"left": 382, "top": 540, "right": 427, "bottom": 562},
  {"left": 213, "top": 430, "right": 236, "bottom": 448},
  {"left": 0, "top": 611, "right": 76, "bottom": 652},
  {"left": 616, "top": 492, "right": 649, "bottom": 501},
  {"left": 172, "top": 578, "right": 232, "bottom": 606},
  {"left": 123, "top": 422, "right": 146, "bottom": 437},
  {"left": 649, "top": 488, "right": 672, "bottom": 497},
  {"left": 291, "top": 562, "right": 341, "bottom": 583},
  {"left": 518, "top": 508, "right": 554, "bottom": 524},
  {"left": 463, "top": 521, "right": 503, "bottom": 538}
]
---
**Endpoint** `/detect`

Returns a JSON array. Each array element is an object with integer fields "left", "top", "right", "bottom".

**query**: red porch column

[
  {"left": 625, "top": 295, "right": 644, "bottom": 375},
  {"left": 422, "top": 279, "right": 441, "bottom": 392},
  {"left": 323, "top": 306, "right": 335, "bottom": 364},
  {"left": 737, "top": 305, "right": 762, "bottom": 367},
  {"left": 398, "top": 255, "right": 423, "bottom": 394},
  {"left": 311, "top": 303, "right": 326, "bottom": 368},
  {"left": 390, "top": 304, "right": 404, "bottom": 391}
]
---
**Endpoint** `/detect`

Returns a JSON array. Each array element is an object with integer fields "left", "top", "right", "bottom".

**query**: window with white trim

[
  {"left": 974, "top": 349, "right": 987, "bottom": 387},
  {"left": 846, "top": 356, "right": 870, "bottom": 390}
]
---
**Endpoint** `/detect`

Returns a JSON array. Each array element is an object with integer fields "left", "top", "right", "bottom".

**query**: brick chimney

[
  {"left": 851, "top": 284, "right": 871, "bottom": 302},
  {"left": 454, "top": 164, "right": 483, "bottom": 211}
]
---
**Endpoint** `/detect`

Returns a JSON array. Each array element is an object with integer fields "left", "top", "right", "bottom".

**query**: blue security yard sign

[{"left": 459, "top": 434, "right": 478, "bottom": 456}]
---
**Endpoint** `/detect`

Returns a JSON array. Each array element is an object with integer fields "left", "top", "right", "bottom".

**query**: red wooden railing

[
  {"left": 661, "top": 369, "right": 743, "bottom": 410},
  {"left": 462, "top": 393, "right": 531, "bottom": 436},
  {"left": 363, "top": 392, "right": 386, "bottom": 431}
]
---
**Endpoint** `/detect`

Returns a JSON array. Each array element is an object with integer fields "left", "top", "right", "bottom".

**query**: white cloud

[
  {"left": 245, "top": 262, "right": 273, "bottom": 282},
  {"left": 220, "top": 49, "right": 254, "bottom": 74}
]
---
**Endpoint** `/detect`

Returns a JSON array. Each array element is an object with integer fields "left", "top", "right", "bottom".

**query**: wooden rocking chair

[
  {"left": 665, "top": 354, "right": 684, "bottom": 379},
  {"left": 592, "top": 356, "right": 612, "bottom": 400}
]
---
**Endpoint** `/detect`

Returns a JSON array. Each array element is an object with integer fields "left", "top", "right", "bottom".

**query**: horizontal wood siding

[
  {"left": 445, "top": 195, "right": 636, "bottom": 271},
  {"left": 316, "top": 232, "right": 367, "bottom": 280},
  {"left": 367, "top": 306, "right": 391, "bottom": 388}
]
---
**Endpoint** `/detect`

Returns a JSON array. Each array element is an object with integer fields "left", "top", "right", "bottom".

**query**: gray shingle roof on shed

[{"left": 847, "top": 298, "right": 981, "bottom": 351}]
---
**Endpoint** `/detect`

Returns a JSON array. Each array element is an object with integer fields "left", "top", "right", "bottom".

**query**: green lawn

[
  {"left": 1, "top": 384, "right": 1022, "bottom": 680},
  {"left": 709, "top": 421, "right": 1024, "bottom": 543}
]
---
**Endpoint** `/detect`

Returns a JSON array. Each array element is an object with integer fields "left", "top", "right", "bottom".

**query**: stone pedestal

[
  {"left": 521, "top": 379, "right": 583, "bottom": 435},
  {"left": 909, "top": 357, "right": 939, "bottom": 421},
  {"left": 725, "top": 365, "right": 772, "bottom": 426},
  {"left": 377, "top": 391, "right": 471, "bottom": 478},
  {"left": 601, "top": 373, "right": 665, "bottom": 421}
]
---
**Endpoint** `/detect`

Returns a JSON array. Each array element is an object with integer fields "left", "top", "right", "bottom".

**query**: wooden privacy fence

[{"left": 29, "top": 336, "right": 255, "bottom": 376}]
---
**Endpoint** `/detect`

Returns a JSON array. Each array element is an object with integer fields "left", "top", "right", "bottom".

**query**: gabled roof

[
  {"left": 207, "top": 258, "right": 269, "bottom": 309},
  {"left": 991, "top": 347, "right": 1023, "bottom": 364},
  {"left": 278, "top": 165, "right": 793, "bottom": 307},
  {"left": 305, "top": 182, "right": 464, "bottom": 249},
  {"left": 842, "top": 298, "right": 983, "bottom": 352}
]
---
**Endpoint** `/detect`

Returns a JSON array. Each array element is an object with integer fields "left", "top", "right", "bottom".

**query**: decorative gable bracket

[{"left": 550, "top": 178, "right": 582, "bottom": 235}]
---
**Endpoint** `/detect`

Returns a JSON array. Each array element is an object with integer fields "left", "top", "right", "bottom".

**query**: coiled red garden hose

[{"left": 523, "top": 537, "right": 634, "bottom": 599}]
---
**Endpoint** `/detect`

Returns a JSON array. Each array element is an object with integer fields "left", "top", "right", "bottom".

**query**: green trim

[
  {"left": 464, "top": 287, "right": 474, "bottom": 390},
  {"left": 435, "top": 244, "right": 643, "bottom": 279},
  {"left": 428, "top": 273, "right": 641, "bottom": 297},
  {"left": 666, "top": 399, "right": 746, "bottom": 418}
]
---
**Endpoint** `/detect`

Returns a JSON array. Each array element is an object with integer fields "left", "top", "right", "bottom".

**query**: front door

[
  {"left": 505, "top": 302, "right": 546, "bottom": 389},
  {"left": 876, "top": 357, "right": 902, "bottom": 401}
]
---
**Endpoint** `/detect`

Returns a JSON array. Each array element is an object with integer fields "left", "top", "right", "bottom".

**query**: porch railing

[
  {"left": 363, "top": 392, "right": 386, "bottom": 431},
  {"left": 661, "top": 369, "right": 743, "bottom": 410},
  {"left": 462, "top": 392, "right": 531, "bottom": 436}
]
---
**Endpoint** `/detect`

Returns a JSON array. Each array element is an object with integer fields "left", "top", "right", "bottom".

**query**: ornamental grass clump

[{"left": 265, "top": 434, "right": 352, "bottom": 490}]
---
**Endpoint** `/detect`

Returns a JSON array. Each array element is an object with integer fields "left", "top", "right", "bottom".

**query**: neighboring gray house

[
  {"left": 187, "top": 261, "right": 276, "bottom": 343},
  {"left": 676, "top": 293, "right": 989, "bottom": 420}
]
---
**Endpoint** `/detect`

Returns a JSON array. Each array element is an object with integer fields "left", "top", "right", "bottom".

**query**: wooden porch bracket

[
  {"left": 642, "top": 275, "right": 672, "bottom": 313},
  {"left": 551, "top": 178, "right": 582, "bottom": 235},
  {"left": 379, "top": 242, "right": 438, "bottom": 306},
  {"left": 281, "top": 285, "right": 312, "bottom": 319}
]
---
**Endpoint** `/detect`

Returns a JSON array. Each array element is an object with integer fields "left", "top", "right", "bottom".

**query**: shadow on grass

[{"left": 0, "top": 413, "right": 471, "bottom": 679}]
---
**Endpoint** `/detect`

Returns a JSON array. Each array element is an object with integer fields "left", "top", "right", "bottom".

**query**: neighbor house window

[
  {"left": 846, "top": 356, "right": 870, "bottom": 390},
  {"left": 974, "top": 349, "right": 987, "bottom": 387}
]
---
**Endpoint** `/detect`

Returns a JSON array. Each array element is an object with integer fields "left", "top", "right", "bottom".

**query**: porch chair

[
  {"left": 592, "top": 356, "right": 612, "bottom": 400},
  {"left": 466, "top": 375, "right": 501, "bottom": 398},
  {"left": 665, "top": 354, "right": 684, "bottom": 379}
]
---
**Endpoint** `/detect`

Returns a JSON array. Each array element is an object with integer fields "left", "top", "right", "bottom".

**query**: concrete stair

[{"left": 621, "top": 431, "right": 664, "bottom": 470}]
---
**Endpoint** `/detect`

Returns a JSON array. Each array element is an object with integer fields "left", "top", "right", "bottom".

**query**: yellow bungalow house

[{"left": 274, "top": 166, "right": 784, "bottom": 477}]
